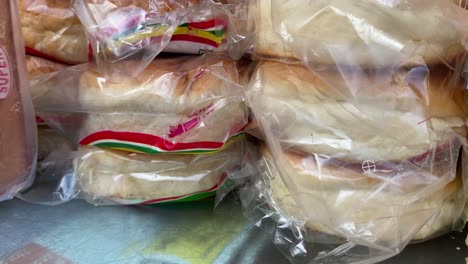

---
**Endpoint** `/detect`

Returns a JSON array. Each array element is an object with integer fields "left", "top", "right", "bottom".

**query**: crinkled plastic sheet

[
  {"left": 0, "top": 1, "right": 37, "bottom": 201},
  {"left": 243, "top": 1, "right": 468, "bottom": 263},
  {"left": 72, "top": 0, "right": 249, "bottom": 79}
]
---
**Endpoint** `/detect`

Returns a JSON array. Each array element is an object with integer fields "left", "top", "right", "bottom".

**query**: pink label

[
  {"left": 0, "top": 45, "right": 12, "bottom": 99},
  {"left": 168, "top": 104, "right": 215, "bottom": 138}
]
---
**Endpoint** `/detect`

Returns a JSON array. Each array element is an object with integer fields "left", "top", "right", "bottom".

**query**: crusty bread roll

[
  {"left": 252, "top": 0, "right": 468, "bottom": 65},
  {"left": 19, "top": 0, "right": 88, "bottom": 64},
  {"left": 249, "top": 61, "right": 465, "bottom": 162},
  {"left": 263, "top": 146, "right": 464, "bottom": 241},
  {"left": 77, "top": 138, "right": 243, "bottom": 202}
]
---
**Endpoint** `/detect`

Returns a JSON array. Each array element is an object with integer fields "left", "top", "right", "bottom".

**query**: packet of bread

[{"left": 0, "top": 1, "right": 37, "bottom": 201}]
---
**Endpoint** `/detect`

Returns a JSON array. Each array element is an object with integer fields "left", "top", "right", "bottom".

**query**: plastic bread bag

[
  {"left": 78, "top": 136, "right": 245, "bottom": 205},
  {"left": 19, "top": 0, "right": 166, "bottom": 65},
  {"left": 19, "top": 0, "right": 171, "bottom": 67},
  {"left": 19, "top": 0, "right": 88, "bottom": 64},
  {"left": 243, "top": 59, "right": 468, "bottom": 264},
  {"left": 250, "top": 0, "right": 468, "bottom": 68},
  {"left": 20, "top": 134, "right": 246, "bottom": 205},
  {"left": 161, "top": 0, "right": 250, "bottom": 60},
  {"left": 72, "top": 0, "right": 249, "bottom": 79},
  {"left": 32, "top": 54, "right": 250, "bottom": 154},
  {"left": 71, "top": 0, "right": 176, "bottom": 79},
  {"left": 0, "top": 1, "right": 37, "bottom": 201}
]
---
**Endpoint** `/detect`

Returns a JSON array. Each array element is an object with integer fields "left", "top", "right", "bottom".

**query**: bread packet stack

[
  {"left": 19, "top": 0, "right": 251, "bottom": 205},
  {"left": 244, "top": 0, "right": 468, "bottom": 263},
  {"left": 31, "top": 55, "right": 249, "bottom": 205}
]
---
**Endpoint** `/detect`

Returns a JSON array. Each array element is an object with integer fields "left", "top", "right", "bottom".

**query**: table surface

[{"left": 0, "top": 198, "right": 466, "bottom": 264}]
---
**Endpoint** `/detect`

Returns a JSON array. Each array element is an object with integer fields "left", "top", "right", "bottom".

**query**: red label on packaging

[{"left": 0, "top": 45, "right": 12, "bottom": 99}]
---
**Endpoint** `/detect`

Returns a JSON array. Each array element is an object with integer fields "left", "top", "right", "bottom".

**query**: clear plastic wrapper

[
  {"left": 19, "top": 0, "right": 89, "bottom": 64},
  {"left": 245, "top": 44, "right": 467, "bottom": 264},
  {"left": 73, "top": 0, "right": 249, "bottom": 78},
  {"left": 250, "top": 0, "right": 468, "bottom": 68},
  {"left": 77, "top": 137, "right": 245, "bottom": 205},
  {"left": 33, "top": 54, "right": 249, "bottom": 154},
  {"left": 0, "top": 1, "right": 37, "bottom": 201},
  {"left": 20, "top": 135, "right": 246, "bottom": 205}
]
